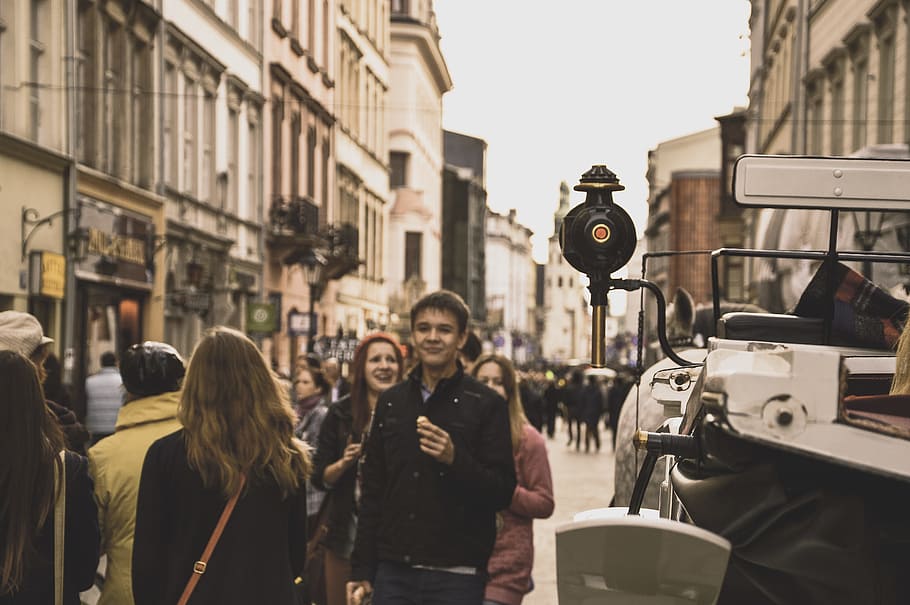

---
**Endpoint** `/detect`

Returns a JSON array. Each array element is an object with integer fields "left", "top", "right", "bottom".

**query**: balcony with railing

[{"left": 267, "top": 194, "right": 361, "bottom": 283}]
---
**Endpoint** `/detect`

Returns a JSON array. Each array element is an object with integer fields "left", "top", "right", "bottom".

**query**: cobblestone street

[{"left": 524, "top": 421, "right": 616, "bottom": 605}]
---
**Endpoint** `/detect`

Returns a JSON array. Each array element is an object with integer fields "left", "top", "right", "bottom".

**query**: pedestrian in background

[
  {"left": 458, "top": 330, "right": 483, "bottom": 374},
  {"left": 88, "top": 342, "right": 185, "bottom": 605},
  {"left": 606, "top": 370, "right": 634, "bottom": 450},
  {"left": 294, "top": 364, "right": 331, "bottom": 535},
  {"left": 323, "top": 357, "right": 351, "bottom": 403},
  {"left": 131, "top": 326, "right": 311, "bottom": 605},
  {"left": 347, "top": 290, "right": 516, "bottom": 605},
  {"left": 563, "top": 370, "right": 584, "bottom": 451},
  {"left": 581, "top": 374, "right": 603, "bottom": 453},
  {"left": 43, "top": 352, "right": 73, "bottom": 409},
  {"left": 542, "top": 374, "right": 560, "bottom": 439},
  {"left": 472, "top": 354, "right": 554, "bottom": 605},
  {"left": 85, "top": 351, "right": 123, "bottom": 445},
  {"left": 311, "top": 332, "right": 404, "bottom": 605},
  {"left": 0, "top": 311, "right": 90, "bottom": 453},
  {"left": 517, "top": 372, "right": 544, "bottom": 433},
  {"left": 0, "top": 350, "right": 100, "bottom": 604}
]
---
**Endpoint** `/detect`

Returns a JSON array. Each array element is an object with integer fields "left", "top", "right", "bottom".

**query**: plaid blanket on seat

[{"left": 793, "top": 261, "right": 909, "bottom": 350}]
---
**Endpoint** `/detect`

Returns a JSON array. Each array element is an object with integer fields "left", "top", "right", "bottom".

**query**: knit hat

[{"left": 0, "top": 311, "right": 54, "bottom": 357}]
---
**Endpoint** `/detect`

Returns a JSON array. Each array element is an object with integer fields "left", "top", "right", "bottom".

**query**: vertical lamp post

[
  {"left": 851, "top": 210, "right": 885, "bottom": 280},
  {"left": 300, "top": 248, "right": 326, "bottom": 353}
]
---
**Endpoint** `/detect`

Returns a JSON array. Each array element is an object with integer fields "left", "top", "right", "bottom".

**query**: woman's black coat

[
  {"left": 132, "top": 430, "right": 308, "bottom": 605},
  {"left": 0, "top": 452, "right": 100, "bottom": 605},
  {"left": 311, "top": 395, "right": 361, "bottom": 559}
]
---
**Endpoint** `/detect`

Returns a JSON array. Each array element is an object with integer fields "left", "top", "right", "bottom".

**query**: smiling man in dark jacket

[{"left": 348, "top": 290, "right": 516, "bottom": 605}]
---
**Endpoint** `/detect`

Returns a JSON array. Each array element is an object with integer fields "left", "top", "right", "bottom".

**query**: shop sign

[
  {"left": 77, "top": 198, "right": 154, "bottom": 284},
  {"left": 313, "top": 336, "right": 360, "bottom": 362},
  {"left": 247, "top": 303, "right": 277, "bottom": 333},
  {"left": 287, "top": 311, "right": 316, "bottom": 336},
  {"left": 28, "top": 251, "right": 66, "bottom": 299}
]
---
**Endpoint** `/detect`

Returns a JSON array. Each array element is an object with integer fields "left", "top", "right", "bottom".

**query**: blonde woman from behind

[{"left": 131, "top": 327, "right": 312, "bottom": 605}]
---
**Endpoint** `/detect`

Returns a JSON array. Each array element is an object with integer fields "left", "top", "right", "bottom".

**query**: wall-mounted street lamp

[
  {"left": 299, "top": 248, "right": 327, "bottom": 353},
  {"left": 21, "top": 206, "right": 79, "bottom": 261}
]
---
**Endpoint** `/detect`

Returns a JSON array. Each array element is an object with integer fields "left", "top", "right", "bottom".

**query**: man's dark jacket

[{"left": 350, "top": 364, "right": 517, "bottom": 583}]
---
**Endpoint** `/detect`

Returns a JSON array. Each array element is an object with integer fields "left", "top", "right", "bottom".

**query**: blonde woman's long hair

[
  {"left": 179, "top": 326, "right": 311, "bottom": 498},
  {"left": 472, "top": 353, "right": 527, "bottom": 453},
  {"left": 891, "top": 320, "right": 910, "bottom": 394}
]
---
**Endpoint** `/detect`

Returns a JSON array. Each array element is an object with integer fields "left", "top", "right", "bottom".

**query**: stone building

[
  {"left": 746, "top": 0, "right": 910, "bottom": 309},
  {"left": 541, "top": 182, "right": 590, "bottom": 363},
  {"left": 442, "top": 129, "right": 487, "bottom": 323},
  {"left": 386, "top": 0, "right": 452, "bottom": 343}
]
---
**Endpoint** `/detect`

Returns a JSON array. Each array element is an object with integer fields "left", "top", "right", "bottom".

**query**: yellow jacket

[{"left": 88, "top": 390, "right": 182, "bottom": 605}]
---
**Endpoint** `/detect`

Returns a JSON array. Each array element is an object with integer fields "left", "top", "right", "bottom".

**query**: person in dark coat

[
  {"left": 542, "top": 376, "right": 561, "bottom": 439},
  {"left": 311, "top": 333, "right": 405, "bottom": 605},
  {"left": 0, "top": 350, "right": 100, "bottom": 605},
  {"left": 346, "top": 291, "right": 516, "bottom": 605},
  {"left": 0, "top": 311, "right": 90, "bottom": 453},
  {"left": 131, "top": 326, "right": 312, "bottom": 605},
  {"left": 581, "top": 375, "right": 604, "bottom": 453},
  {"left": 518, "top": 374, "right": 545, "bottom": 433},
  {"left": 563, "top": 371, "right": 585, "bottom": 451}
]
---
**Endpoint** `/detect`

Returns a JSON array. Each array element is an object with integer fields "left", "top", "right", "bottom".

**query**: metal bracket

[{"left": 21, "top": 206, "right": 68, "bottom": 261}]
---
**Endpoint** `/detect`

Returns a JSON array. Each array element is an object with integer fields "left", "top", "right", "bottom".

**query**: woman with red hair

[{"left": 312, "top": 333, "right": 404, "bottom": 605}]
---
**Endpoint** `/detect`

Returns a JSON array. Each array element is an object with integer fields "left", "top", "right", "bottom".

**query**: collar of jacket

[
  {"left": 407, "top": 361, "right": 465, "bottom": 397},
  {"left": 115, "top": 390, "right": 180, "bottom": 431},
  {"left": 333, "top": 394, "right": 353, "bottom": 419}
]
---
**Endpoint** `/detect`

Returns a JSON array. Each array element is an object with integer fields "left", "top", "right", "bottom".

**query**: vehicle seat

[
  {"left": 717, "top": 312, "right": 824, "bottom": 345},
  {"left": 841, "top": 394, "right": 910, "bottom": 440}
]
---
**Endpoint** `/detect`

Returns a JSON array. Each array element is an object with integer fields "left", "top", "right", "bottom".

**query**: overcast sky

[{"left": 435, "top": 1, "right": 752, "bottom": 263}]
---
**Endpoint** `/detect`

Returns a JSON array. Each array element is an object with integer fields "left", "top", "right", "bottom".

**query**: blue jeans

[{"left": 373, "top": 561, "right": 485, "bottom": 605}]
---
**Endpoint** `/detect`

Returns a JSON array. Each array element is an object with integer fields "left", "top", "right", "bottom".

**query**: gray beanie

[{"left": 0, "top": 311, "right": 54, "bottom": 357}]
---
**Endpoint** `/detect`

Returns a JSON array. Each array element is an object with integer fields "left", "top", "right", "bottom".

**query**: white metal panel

[{"left": 734, "top": 155, "right": 910, "bottom": 210}]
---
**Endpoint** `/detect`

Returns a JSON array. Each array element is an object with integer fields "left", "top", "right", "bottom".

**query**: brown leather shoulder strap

[{"left": 177, "top": 474, "right": 247, "bottom": 605}]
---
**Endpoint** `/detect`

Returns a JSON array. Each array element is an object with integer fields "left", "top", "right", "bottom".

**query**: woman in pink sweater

[{"left": 472, "top": 354, "right": 555, "bottom": 605}]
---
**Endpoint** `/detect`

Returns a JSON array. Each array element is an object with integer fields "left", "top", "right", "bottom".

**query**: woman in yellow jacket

[{"left": 87, "top": 342, "right": 186, "bottom": 605}]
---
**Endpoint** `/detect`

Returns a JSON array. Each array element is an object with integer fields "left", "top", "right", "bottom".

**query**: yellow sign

[{"left": 29, "top": 251, "right": 66, "bottom": 299}]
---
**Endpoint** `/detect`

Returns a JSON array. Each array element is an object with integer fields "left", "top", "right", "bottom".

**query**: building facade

[
  {"left": 331, "top": 0, "right": 391, "bottom": 342},
  {"left": 386, "top": 0, "right": 451, "bottom": 343},
  {"left": 541, "top": 181, "right": 590, "bottom": 363},
  {"left": 156, "top": 0, "right": 266, "bottom": 357},
  {"left": 442, "top": 129, "right": 487, "bottom": 323},
  {"left": 746, "top": 0, "right": 910, "bottom": 309},
  {"left": 485, "top": 208, "right": 534, "bottom": 364},
  {"left": 263, "top": 0, "right": 339, "bottom": 373},
  {"left": 1, "top": 0, "right": 71, "bottom": 351},
  {"left": 643, "top": 127, "right": 722, "bottom": 362}
]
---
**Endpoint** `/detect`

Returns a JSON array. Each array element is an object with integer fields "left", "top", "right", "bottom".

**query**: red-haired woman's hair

[{"left": 349, "top": 332, "right": 404, "bottom": 435}]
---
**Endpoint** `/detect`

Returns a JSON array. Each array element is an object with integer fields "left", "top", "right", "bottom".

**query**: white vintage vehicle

[{"left": 555, "top": 155, "right": 910, "bottom": 605}]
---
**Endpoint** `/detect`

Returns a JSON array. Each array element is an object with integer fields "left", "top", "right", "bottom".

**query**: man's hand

[
  {"left": 417, "top": 418, "right": 455, "bottom": 465},
  {"left": 346, "top": 580, "right": 373, "bottom": 605}
]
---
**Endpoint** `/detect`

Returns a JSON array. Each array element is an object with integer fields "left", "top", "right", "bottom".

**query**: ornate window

[{"left": 845, "top": 24, "right": 871, "bottom": 152}]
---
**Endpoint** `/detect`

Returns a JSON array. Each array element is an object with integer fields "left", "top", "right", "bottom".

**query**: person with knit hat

[
  {"left": 311, "top": 332, "right": 404, "bottom": 605},
  {"left": 0, "top": 311, "right": 90, "bottom": 452},
  {"left": 87, "top": 342, "right": 185, "bottom": 605}
]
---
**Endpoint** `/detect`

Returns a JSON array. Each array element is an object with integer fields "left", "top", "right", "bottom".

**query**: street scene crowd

[{"left": 0, "top": 290, "right": 641, "bottom": 605}]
